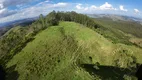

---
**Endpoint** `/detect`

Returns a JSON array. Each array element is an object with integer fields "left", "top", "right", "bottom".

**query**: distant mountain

[
  {"left": 0, "top": 17, "right": 38, "bottom": 27},
  {"left": 88, "top": 14, "right": 142, "bottom": 23},
  {"left": 92, "top": 14, "right": 142, "bottom": 47},
  {"left": 0, "top": 17, "right": 38, "bottom": 37}
]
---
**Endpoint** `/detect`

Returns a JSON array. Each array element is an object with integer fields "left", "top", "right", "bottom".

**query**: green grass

[
  {"left": 5, "top": 21, "right": 142, "bottom": 80},
  {"left": 94, "top": 18, "right": 142, "bottom": 38},
  {"left": 93, "top": 18, "right": 142, "bottom": 48}
]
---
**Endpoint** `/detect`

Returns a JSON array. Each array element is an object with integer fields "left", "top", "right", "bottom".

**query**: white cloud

[
  {"left": 119, "top": 5, "right": 128, "bottom": 12},
  {"left": 0, "top": 3, "right": 4, "bottom": 9},
  {"left": 53, "top": 2, "right": 68, "bottom": 7},
  {"left": 0, "top": 8, "right": 17, "bottom": 18},
  {"left": 0, "top": 8, "right": 5, "bottom": 14},
  {"left": 0, "top": 0, "right": 33, "bottom": 9},
  {"left": 84, "top": 7, "right": 89, "bottom": 10},
  {"left": 0, "top": 2, "right": 68, "bottom": 23},
  {"left": 37, "top": 2, "right": 68, "bottom": 8},
  {"left": 100, "top": 2, "right": 116, "bottom": 10},
  {"left": 134, "top": 9, "right": 140, "bottom": 13},
  {"left": 37, "top": 0, "right": 49, "bottom": 5},
  {"left": 76, "top": 4, "right": 83, "bottom": 10},
  {"left": 90, "top": 5, "right": 97, "bottom": 9},
  {"left": 76, "top": 2, "right": 117, "bottom": 11},
  {"left": 76, "top": 4, "right": 89, "bottom": 11}
]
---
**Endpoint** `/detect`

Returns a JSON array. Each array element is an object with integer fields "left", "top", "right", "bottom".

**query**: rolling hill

[
  {"left": 3, "top": 21, "right": 142, "bottom": 80},
  {"left": 0, "top": 18, "right": 37, "bottom": 37},
  {"left": 92, "top": 16, "right": 142, "bottom": 48},
  {"left": 0, "top": 11, "right": 142, "bottom": 80}
]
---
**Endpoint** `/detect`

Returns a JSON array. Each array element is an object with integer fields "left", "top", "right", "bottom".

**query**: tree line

[{"left": 40, "top": 11, "right": 100, "bottom": 29}]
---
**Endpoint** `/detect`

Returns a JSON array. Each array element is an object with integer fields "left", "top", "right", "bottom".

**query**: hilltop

[
  {"left": 5, "top": 22, "right": 142, "bottom": 80},
  {"left": 0, "top": 11, "right": 142, "bottom": 80}
]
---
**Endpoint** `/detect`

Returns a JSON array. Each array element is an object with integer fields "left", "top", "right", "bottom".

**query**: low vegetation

[
  {"left": 0, "top": 11, "right": 142, "bottom": 80},
  {"left": 93, "top": 18, "right": 142, "bottom": 48}
]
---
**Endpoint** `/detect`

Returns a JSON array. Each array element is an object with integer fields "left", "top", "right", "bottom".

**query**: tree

[
  {"left": 46, "top": 10, "right": 59, "bottom": 26},
  {"left": 39, "top": 14, "right": 45, "bottom": 28}
]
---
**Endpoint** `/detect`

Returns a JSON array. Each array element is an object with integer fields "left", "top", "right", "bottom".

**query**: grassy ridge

[
  {"left": 93, "top": 18, "right": 142, "bottom": 47},
  {"left": 6, "top": 22, "right": 142, "bottom": 80},
  {"left": 6, "top": 22, "right": 93, "bottom": 80},
  {"left": 94, "top": 18, "right": 142, "bottom": 38}
]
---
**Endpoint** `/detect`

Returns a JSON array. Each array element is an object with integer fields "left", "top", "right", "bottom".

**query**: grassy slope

[
  {"left": 94, "top": 18, "right": 142, "bottom": 47},
  {"left": 94, "top": 18, "right": 142, "bottom": 38},
  {"left": 6, "top": 22, "right": 142, "bottom": 80}
]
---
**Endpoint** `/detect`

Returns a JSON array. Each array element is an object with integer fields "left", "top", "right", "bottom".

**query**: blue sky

[{"left": 0, "top": 0, "right": 142, "bottom": 23}]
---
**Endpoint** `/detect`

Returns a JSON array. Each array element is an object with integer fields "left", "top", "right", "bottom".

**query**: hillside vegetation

[
  {"left": 0, "top": 11, "right": 99, "bottom": 67},
  {"left": 6, "top": 22, "right": 142, "bottom": 80},
  {"left": 93, "top": 18, "right": 142, "bottom": 47},
  {"left": 0, "top": 11, "right": 142, "bottom": 80}
]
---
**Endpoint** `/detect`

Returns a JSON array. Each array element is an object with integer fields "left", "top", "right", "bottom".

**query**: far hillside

[
  {"left": 92, "top": 16, "right": 142, "bottom": 48},
  {"left": 94, "top": 17, "right": 142, "bottom": 38},
  {"left": 5, "top": 21, "right": 142, "bottom": 80}
]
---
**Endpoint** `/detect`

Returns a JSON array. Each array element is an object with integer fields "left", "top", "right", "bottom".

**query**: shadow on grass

[
  {"left": 1, "top": 37, "right": 35, "bottom": 67},
  {"left": 81, "top": 64, "right": 134, "bottom": 80},
  {"left": 0, "top": 64, "right": 19, "bottom": 80},
  {"left": 6, "top": 65, "right": 19, "bottom": 80},
  {"left": 0, "top": 65, "right": 6, "bottom": 80},
  {"left": 136, "top": 64, "right": 142, "bottom": 80}
]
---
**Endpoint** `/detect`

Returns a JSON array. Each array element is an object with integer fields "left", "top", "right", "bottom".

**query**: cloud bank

[{"left": 0, "top": 2, "right": 68, "bottom": 23}]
